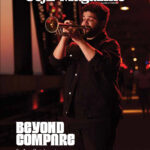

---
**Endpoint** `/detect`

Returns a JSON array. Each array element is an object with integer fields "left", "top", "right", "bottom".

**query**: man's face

[{"left": 81, "top": 11, "right": 100, "bottom": 38}]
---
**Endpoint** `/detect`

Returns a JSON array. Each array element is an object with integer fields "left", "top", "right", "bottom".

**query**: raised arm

[{"left": 53, "top": 36, "right": 68, "bottom": 59}]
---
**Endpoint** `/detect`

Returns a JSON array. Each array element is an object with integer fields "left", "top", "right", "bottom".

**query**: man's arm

[
  {"left": 49, "top": 20, "right": 76, "bottom": 73},
  {"left": 53, "top": 37, "right": 68, "bottom": 59},
  {"left": 53, "top": 20, "right": 74, "bottom": 59},
  {"left": 49, "top": 36, "right": 70, "bottom": 73}
]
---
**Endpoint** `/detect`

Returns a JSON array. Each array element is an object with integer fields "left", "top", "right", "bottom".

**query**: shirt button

[
  {"left": 69, "top": 92, "right": 72, "bottom": 95},
  {"left": 75, "top": 73, "right": 78, "bottom": 76},
  {"left": 69, "top": 54, "right": 72, "bottom": 57},
  {"left": 65, "top": 111, "right": 68, "bottom": 115}
]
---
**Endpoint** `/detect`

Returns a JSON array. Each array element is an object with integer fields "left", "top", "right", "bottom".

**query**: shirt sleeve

[
  {"left": 48, "top": 42, "right": 77, "bottom": 74},
  {"left": 49, "top": 53, "right": 69, "bottom": 74},
  {"left": 89, "top": 39, "right": 121, "bottom": 79}
]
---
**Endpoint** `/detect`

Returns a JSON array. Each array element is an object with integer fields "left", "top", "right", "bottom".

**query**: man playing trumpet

[{"left": 49, "top": 2, "right": 122, "bottom": 150}]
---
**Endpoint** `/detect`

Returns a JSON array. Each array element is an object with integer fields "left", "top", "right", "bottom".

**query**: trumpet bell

[
  {"left": 45, "top": 16, "right": 91, "bottom": 35},
  {"left": 45, "top": 17, "right": 59, "bottom": 33}
]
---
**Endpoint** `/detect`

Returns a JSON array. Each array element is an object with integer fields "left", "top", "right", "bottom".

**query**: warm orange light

[
  {"left": 131, "top": 47, "right": 135, "bottom": 51},
  {"left": 133, "top": 58, "right": 137, "bottom": 62},
  {"left": 135, "top": 66, "right": 138, "bottom": 70},
  {"left": 0, "top": 0, "right": 15, "bottom": 74},
  {"left": 123, "top": 109, "right": 143, "bottom": 114},
  {"left": 122, "top": 96, "right": 139, "bottom": 100},
  {"left": 120, "top": 6, "right": 130, "bottom": 11}
]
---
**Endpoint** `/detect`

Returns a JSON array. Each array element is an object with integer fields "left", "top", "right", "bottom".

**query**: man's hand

[
  {"left": 61, "top": 20, "right": 73, "bottom": 40},
  {"left": 70, "top": 29, "right": 84, "bottom": 44},
  {"left": 61, "top": 20, "right": 84, "bottom": 44},
  {"left": 53, "top": 20, "right": 74, "bottom": 59}
]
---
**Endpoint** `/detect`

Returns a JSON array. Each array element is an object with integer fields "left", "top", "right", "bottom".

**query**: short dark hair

[{"left": 82, "top": 2, "right": 110, "bottom": 27}]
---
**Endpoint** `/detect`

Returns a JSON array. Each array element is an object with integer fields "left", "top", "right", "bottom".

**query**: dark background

[{"left": 0, "top": 0, "right": 150, "bottom": 149}]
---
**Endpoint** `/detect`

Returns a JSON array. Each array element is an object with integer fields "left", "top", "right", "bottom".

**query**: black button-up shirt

[{"left": 49, "top": 32, "right": 122, "bottom": 120}]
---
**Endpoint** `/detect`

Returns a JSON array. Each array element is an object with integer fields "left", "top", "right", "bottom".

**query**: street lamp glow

[
  {"left": 133, "top": 58, "right": 137, "bottom": 62},
  {"left": 131, "top": 47, "right": 135, "bottom": 51},
  {"left": 120, "top": 6, "right": 130, "bottom": 11},
  {"left": 135, "top": 66, "right": 138, "bottom": 70}
]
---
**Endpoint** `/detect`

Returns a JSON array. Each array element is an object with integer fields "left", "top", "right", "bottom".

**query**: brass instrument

[{"left": 45, "top": 16, "right": 90, "bottom": 34}]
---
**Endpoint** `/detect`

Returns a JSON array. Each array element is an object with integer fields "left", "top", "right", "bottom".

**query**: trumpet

[{"left": 45, "top": 16, "right": 90, "bottom": 34}]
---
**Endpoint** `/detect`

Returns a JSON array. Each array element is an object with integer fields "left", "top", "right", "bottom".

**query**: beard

[{"left": 84, "top": 24, "right": 100, "bottom": 38}]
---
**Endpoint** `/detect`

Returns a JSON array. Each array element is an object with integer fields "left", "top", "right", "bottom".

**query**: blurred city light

[
  {"left": 40, "top": 89, "right": 44, "bottom": 93},
  {"left": 120, "top": 6, "right": 130, "bottom": 11},
  {"left": 131, "top": 47, "right": 135, "bottom": 51},
  {"left": 133, "top": 58, "right": 137, "bottom": 62},
  {"left": 123, "top": 109, "right": 143, "bottom": 114},
  {"left": 135, "top": 66, "right": 138, "bottom": 70}
]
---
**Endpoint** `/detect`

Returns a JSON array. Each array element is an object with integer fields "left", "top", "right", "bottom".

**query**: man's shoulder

[
  {"left": 98, "top": 37, "right": 121, "bottom": 55},
  {"left": 101, "top": 37, "right": 120, "bottom": 48}
]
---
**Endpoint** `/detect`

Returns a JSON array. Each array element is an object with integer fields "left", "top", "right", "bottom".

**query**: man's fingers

[
  {"left": 64, "top": 20, "right": 73, "bottom": 29},
  {"left": 63, "top": 20, "right": 74, "bottom": 33},
  {"left": 64, "top": 20, "right": 73, "bottom": 24}
]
